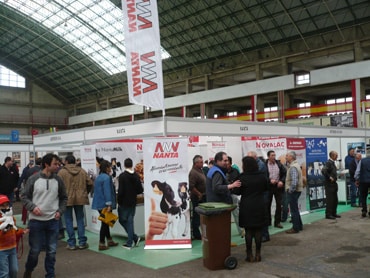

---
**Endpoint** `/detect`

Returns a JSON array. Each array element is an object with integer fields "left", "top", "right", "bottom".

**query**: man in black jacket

[
  {"left": 0, "top": 157, "right": 19, "bottom": 205},
  {"left": 265, "top": 150, "right": 286, "bottom": 229},
  {"left": 354, "top": 150, "right": 370, "bottom": 217},
  {"left": 117, "top": 158, "right": 143, "bottom": 249},
  {"left": 322, "top": 151, "right": 340, "bottom": 220}
]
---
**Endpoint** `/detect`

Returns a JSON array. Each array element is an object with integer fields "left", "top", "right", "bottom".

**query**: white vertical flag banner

[{"left": 122, "top": 0, "right": 164, "bottom": 110}]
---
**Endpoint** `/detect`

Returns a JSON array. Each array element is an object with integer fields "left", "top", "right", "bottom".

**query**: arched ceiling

[{"left": 0, "top": 0, "right": 369, "bottom": 107}]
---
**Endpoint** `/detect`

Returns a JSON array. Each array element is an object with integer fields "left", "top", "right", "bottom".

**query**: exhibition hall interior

[{"left": 0, "top": 0, "right": 370, "bottom": 276}]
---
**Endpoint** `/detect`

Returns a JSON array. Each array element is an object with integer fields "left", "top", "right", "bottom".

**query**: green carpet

[{"left": 15, "top": 204, "right": 355, "bottom": 270}]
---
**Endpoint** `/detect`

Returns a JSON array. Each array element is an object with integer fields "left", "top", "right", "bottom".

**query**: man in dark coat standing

[
  {"left": 0, "top": 157, "right": 19, "bottom": 205},
  {"left": 117, "top": 158, "right": 144, "bottom": 249},
  {"left": 322, "top": 151, "right": 340, "bottom": 220}
]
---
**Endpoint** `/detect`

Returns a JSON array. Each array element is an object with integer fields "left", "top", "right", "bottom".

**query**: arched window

[{"left": 0, "top": 65, "right": 26, "bottom": 88}]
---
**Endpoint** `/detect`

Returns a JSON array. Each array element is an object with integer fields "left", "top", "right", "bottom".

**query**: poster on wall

[
  {"left": 143, "top": 137, "right": 191, "bottom": 249},
  {"left": 305, "top": 138, "right": 328, "bottom": 210},
  {"left": 80, "top": 144, "right": 99, "bottom": 232},
  {"left": 82, "top": 140, "right": 144, "bottom": 235},
  {"left": 241, "top": 136, "right": 286, "bottom": 160},
  {"left": 347, "top": 142, "right": 365, "bottom": 155},
  {"left": 95, "top": 139, "right": 143, "bottom": 167},
  {"left": 96, "top": 139, "right": 144, "bottom": 188},
  {"left": 207, "top": 141, "right": 227, "bottom": 161},
  {"left": 330, "top": 115, "right": 353, "bottom": 127},
  {"left": 80, "top": 144, "right": 97, "bottom": 179}
]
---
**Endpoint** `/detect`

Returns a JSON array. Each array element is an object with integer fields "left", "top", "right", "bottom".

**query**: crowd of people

[
  {"left": 0, "top": 153, "right": 144, "bottom": 278},
  {"left": 191, "top": 149, "right": 350, "bottom": 263},
  {"left": 0, "top": 147, "right": 366, "bottom": 276}
]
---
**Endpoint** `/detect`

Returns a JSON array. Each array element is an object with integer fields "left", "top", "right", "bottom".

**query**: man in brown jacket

[
  {"left": 58, "top": 155, "right": 93, "bottom": 250},
  {"left": 188, "top": 155, "right": 206, "bottom": 240}
]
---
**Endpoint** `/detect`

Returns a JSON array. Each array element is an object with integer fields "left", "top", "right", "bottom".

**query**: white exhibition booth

[{"left": 31, "top": 117, "right": 370, "bottom": 237}]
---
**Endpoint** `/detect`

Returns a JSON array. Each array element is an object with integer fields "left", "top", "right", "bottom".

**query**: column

[
  {"left": 351, "top": 79, "right": 361, "bottom": 128},
  {"left": 278, "top": 90, "right": 285, "bottom": 123}
]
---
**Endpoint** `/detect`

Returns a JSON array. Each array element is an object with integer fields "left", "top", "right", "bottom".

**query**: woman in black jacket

[{"left": 233, "top": 156, "right": 269, "bottom": 262}]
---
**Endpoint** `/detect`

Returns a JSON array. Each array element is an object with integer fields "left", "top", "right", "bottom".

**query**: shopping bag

[{"left": 98, "top": 208, "right": 118, "bottom": 227}]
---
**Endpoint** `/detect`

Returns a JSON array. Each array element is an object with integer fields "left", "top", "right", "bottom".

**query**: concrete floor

[{"left": 14, "top": 202, "right": 370, "bottom": 278}]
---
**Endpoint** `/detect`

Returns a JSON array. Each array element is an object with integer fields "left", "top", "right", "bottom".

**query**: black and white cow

[{"left": 151, "top": 180, "right": 190, "bottom": 239}]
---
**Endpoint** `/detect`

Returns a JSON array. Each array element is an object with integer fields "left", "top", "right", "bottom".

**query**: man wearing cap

[{"left": 0, "top": 157, "right": 19, "bottom": 205}]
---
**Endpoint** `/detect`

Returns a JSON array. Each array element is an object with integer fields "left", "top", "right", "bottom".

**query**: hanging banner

[
  {"left": 143, "top": 137, "right": 191, "bottom": 249},
  {"left": 305, "top": 138, "right": 328, "bottom": 210},
  {"left": 122, "top": 0, "right": 164, "bottom": 110}
]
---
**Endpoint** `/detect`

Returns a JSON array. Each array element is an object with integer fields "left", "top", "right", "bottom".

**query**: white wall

[{"left": 327, "top": 137, "right": 366, "bottom": 166}]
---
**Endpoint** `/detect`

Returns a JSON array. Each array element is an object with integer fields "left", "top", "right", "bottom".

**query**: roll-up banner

[
  {"left": 305, "top": 138, "right": 328, "bottom": 210},
  {"left": 143, "top": 137, "right": 191, "bottom": 249}
]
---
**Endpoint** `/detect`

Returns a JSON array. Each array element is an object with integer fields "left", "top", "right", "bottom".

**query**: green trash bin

[{"left": 195, "top": 202, "right": 238, "bottom": 270}]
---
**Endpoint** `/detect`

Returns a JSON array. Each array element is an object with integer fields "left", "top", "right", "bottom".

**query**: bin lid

[{"left": 195, "top": 202, "right": 236, "bottom": 215}]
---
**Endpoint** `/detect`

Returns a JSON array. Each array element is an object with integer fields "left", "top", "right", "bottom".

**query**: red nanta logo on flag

[
  {"left": 131, "top": 51, "right": 158, "bottom": 97},
  {"left": 153, "top": 142, "right": 179, "bottom": 158},
  {"left": 126, "top": 0, "right": 153, "bottom": 32}
]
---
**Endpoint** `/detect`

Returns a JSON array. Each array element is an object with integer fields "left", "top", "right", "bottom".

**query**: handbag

[{"left": 98, "top": 208, "right": 118, "bottom": 227}]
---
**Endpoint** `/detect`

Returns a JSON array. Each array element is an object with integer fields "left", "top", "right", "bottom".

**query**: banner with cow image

[
  {"left": 122, "top": 0, "right": 164, "bottom": 110},
  {"left": 143, "top": 137, "right": 191, "bottom": 249}
]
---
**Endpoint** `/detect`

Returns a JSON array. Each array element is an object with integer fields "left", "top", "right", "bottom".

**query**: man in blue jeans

[
  {"left": 22, "top": 153, "right": 68, "bottom": 278},
  {"left": 117, "top": 158, "right": 144, "bottom": 249},
  {"left": 58, "top": 155, "right": 93, "bottom": 250},
  {"left": 284, "top": 151, "right": 303, "bottom": 234}
]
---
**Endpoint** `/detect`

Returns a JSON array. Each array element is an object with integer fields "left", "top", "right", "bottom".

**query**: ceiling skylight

[{"left": 1, "top": 0, "right": 170, "bottom": 75}]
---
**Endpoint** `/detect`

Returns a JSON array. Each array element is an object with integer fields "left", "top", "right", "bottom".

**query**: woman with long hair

[
  {"left": 91, "top": 160, "right": 118, "bottom": 250},
  {"left": 233, "top": 156, "right": 268, "bottom": 262}
]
